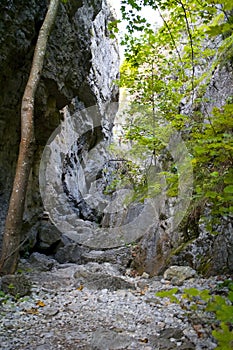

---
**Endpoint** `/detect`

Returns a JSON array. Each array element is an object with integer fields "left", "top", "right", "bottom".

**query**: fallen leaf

[
  {"left": 193, "top": 324, "right": 204, "bottom": 338},
  {"left": 139, "top": 338, "right": 148, "bottom": 343},
  {"left": 77, "top": 284, "right": 84, "bottom": 291},
  {"left": 140, "top": 286, "right": 149, "bottom": 295},
  {"left": 24, "top": 307, "right": 39, "bottom": 315},
  {"left": 36, "top": 300, "right": 46, "bottom": 307}
]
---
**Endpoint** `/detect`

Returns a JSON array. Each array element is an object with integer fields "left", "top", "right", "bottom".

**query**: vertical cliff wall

[{"left": 0, "top": 0, "right": 119, "bottom": 246}]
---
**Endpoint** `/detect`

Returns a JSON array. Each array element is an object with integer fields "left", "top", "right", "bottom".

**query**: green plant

[
  {"left": 8, "top": 283, "right": 15, "bottom": 290},
  {"left": 118, "top": 0, "right": 233, "bottom": 234},
  {"left": 0, "top": 290, "right": 11, "bottom": 304},
  {"left": 156, "top": 287, "right": 179, "bottom": 302},
  {"left": 0, "top": 290, "right": 6, "bottom": 298},
  {"left": 155, "top": 280, "right": 233, "bottom": 349}
]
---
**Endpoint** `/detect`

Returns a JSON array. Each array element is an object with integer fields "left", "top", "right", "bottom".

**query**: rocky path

[{"left": 0, "top": 256, "right": 225, "bottom": 349}]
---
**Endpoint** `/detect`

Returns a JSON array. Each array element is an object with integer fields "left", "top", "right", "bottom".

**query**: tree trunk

[{"left": 0, "top": 0, "right": 60, "bottom": 275}]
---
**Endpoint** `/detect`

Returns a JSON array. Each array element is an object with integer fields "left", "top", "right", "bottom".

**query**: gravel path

[{"left": 0, "top": 262, "right": 225, "bottom": 350}]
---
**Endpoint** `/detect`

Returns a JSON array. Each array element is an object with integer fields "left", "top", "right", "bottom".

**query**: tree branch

[
  {"left": 177, "top": 0, "right": 195, "bottom": 101},
  {"left": 156, "top": 5, "right": 184, "bottom": 73}
]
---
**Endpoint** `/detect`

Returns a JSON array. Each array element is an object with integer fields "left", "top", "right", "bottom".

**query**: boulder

[
  {"left": 1, "top": 274, "right": 31, "bottom": 297},
  {"left": 169, "top": 221, "right": 233, "bottom": 276},
  {"left": 130, "top": 224, "right": 173, "bottom": 276},
  {"left": 91, "top": 328, "right": 133, "bottom": 350},
  {"left": 81, "top": 246, "right": 132, "bottom": 267},
  {"left": 36, "top": 221, "right": 61, "bottom": 252},
  {"left": 55, "top": 243, "right": 90, "bottom": 264},
  {"left": 73, "top": 262, "right": 135, "bottom": 291},
  {"left": 150, "top": 328, "right": 195, "bottom": 350},
  {"left": 29, "top": 252, "right": 57, "bottom": 271},
  {"left": 163, "top": 265, "right": 197, "bottom": 285}
]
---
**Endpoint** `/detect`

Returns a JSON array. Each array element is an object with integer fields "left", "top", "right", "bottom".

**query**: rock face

[
  {"left": 169, "top": 220, "right": 233, "bottom": 276},
  {"left": 0, "top": 0, "right": 119, "bottom": 249},
  {"left": 165, "top": 63, "right": 233, "bottom": 277},
  {"left": 0, "top": 1, "right": 232, "bottom": 277},
  {"left": 128, "top": 62, "right": 233, "bottom": 277}
]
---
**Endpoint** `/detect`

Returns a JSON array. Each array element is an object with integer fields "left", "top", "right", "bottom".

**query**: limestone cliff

[
  {"left": 131, "top": 62, "right": 233, "bottom": 277},
  {"left": 0, "top": 0, "right": 119, "bottom": 246},
  {"left": 1, "top": 1, "right": 232, "bottom": 277}
]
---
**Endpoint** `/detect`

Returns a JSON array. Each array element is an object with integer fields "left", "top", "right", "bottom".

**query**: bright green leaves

[
  {"left": 155, "top": 287, "right": 179, "bottom": 302},
  {"left": 207, "top": 0, "right": 233, "bottom": 11},
  {"left": 190, "top": 103, "right": 233, "bottom": 217},
  {"left": 212, "top": 323, "right": 233, "bottom": 350},
  {"left": 160, "top": 171, "right": 179, "bottom": 197},
  {"left": 121, "top": 0, "right": 146, "bottom": 34},
  {"left": 108, "top": 20, "right": 121, "bottom": 39},
  {"left": 119, "top": 0, "right": 233, "bottom": 225},
  {"left": 183, "top": 287, "right": 211, "bottom": 302},
  {"left": 224, "top": 185, "right": 233, "bottom": 194},
  {"left": 207, "top": 286, "right": 233, "bottom": 349},
  {"left": 155, "top": 281, "right": 233, "bottom": 349},
  {"left": 207, "top": 22, "right": 233, "bottom": 36},
  {"left": 207, "top": 296, "right": 233, "bottom": 323}
]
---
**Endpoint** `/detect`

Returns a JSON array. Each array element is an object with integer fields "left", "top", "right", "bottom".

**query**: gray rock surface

[
  {"left": 1, "top": 274, "right": 31, "bottom": 297},
  {"left": 163, "top": 266, "right": 197, "bottom": 285},
  {"left": 0, "top": 0, "right": 119, "bottom": 248},
  {"left": 28, "top": 252, "right": 57, "bottom": 272},
  {"left": 55, "top": 242, "right": 90, "bottom": 264},
  {"left": 169, "top": 221, "right": 233, "bottom": 276},
  {"left": 73, "top": 262, "right": 135, "bottom": 291},
  {"left": 55, "top": 242, "right": 132, "bottom": 269},
  {"left": 36, "top": 222, "right": 61, "bottom": 252},
  {"left": 81, "top": 246, "right": 132, "bottom": 266},
  {"left": 0, "top": 259, "right": 222, "bottom": 349},
  {"left": 90, "top": 328, "right": 133, "bottom": 350}
]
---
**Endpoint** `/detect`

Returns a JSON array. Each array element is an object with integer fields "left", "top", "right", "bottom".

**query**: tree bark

[{"left": 0, "top": 0, "right": 60, "bottom": 275}]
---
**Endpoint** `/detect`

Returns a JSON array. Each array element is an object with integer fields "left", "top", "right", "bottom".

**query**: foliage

[
  {"left": 155, "top": 279, "right": 233, "bottom": 349},
  {"left": 191, "top": 103, "right": 233, "bottom": 218},
  {"left": 156, "top": 287, "right": 179, "bottom": 302},
  {"left": 0, "top": 290, "right": 10, "bottom": 304},
  {"left": 117, "top": 0, "right": 233, "bottom": 232},
  {"left": 108, "top": 20, "right": 121, "bottom": 39},
  {"left": 0, "top": 289, "right": 22, "bottom": 303}
]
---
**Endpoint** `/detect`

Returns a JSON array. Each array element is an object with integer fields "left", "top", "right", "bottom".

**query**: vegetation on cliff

[{"left": 113, "top": 0, "right": 233, "bottom": 236}]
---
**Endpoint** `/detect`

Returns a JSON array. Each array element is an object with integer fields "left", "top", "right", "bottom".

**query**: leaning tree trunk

[{"left": 0, "top": 0, "right": 60, "bottom": 275}]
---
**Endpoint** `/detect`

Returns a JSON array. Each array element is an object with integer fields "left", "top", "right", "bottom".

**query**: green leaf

[
  {"left": 228, "top": 291, "right": 233, "bottom": 303},
  {"left": 224, "top": 186, "right": 233, "bottom": 194},
  {"left": 216, "top": 305, "right": 233, "bottom": 323},
  {"left": 199, "top": 289, "right": 211, "bottom": 302},
  {"left": 155, "top": 288, "right": 179, "bottom": 303},
  {"left": 119, "top": 0, "right": 233, "bottom": 223},
  {"left": 205, "top": 191, "right": 218, "bottom": 199},
  {"left": 212, "top": 323, "right": 233, "bottom": 350},
  {"left": 211, "top": 171, "right": 219, "bottom": 177},
  {"left": 183, "top": 287, "right": 200, "bottom": 297},
  {"left": 0, "top": 290, "right": 6, "bottom": 298},
  {"left": 223, "top": 166, "right": 233, "bottom": 182}
]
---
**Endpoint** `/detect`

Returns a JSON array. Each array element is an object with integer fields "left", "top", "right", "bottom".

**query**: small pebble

[{"left": 0, "top": 263, "right": 222, "bottom": 350}]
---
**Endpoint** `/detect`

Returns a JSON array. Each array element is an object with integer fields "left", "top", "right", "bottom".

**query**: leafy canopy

[{"left": 116, "top": 0, "right": 233, "bottom": 230}]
